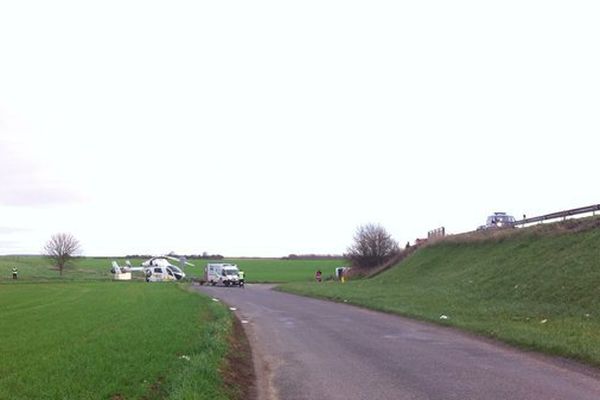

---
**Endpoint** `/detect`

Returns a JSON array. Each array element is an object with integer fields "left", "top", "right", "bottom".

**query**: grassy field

[
  {"left": 0, "top": 281, "right": 238, "bottom": 400},
  {"left": 0, "top": 255, "right": 340, "bottom": 398},
  {"left": 280, "top": 218, "right": 600, "bottom": 366},
  {"left": 0, "top": 256, "right": 344, "bottom": 283},
  {"left": 0, "top": 256, "right": 113, "bottom": 281},
  {"left": 187, "top": 258, "right": 343, "bottom": 283}
]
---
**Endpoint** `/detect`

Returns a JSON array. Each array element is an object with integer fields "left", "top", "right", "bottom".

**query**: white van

[{"left": 204, "top": 263, "right": 241, "bottom": 287}]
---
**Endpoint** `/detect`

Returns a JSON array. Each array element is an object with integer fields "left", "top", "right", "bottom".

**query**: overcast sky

[{"left": 0, "top": 1, "right": 598, "bottom": 257}]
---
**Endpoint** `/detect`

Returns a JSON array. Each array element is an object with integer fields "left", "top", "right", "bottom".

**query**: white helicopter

[{"left": 111, "top": 255, "right": 195, "bottom": 282}]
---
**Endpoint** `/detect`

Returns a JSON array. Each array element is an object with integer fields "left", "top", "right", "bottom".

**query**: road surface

[{"left": 196, "top": 284, "right": 600, "bottom": 400}]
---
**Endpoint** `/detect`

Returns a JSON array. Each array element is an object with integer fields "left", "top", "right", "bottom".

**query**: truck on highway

[{"left": 478, "top": 212, "right": 516, "bottom": 230}]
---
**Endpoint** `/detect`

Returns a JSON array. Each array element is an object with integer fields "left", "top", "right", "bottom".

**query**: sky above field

[{"left": 0, "top": 1, "right": 599, "bottom": 257}]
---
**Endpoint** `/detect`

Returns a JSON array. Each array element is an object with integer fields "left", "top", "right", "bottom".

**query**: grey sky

[{"left": 0, "top": 1, "right": 598, "bottom": 256}]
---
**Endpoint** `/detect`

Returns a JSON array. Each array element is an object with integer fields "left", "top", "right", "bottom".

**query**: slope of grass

[
  {"left": 0, "top": 282, "right": 236, "bottom": 400},
  {"left": 280, "top": 218, "right": 600, "bottom": 366}
]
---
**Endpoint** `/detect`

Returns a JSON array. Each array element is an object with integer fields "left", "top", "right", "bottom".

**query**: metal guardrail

[{"left": 514, "top": 204, "right": 600, "bottom": 226}]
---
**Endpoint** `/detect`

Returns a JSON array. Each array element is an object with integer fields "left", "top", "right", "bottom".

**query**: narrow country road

[{"left": 196, "top": 284, "right": 600, "bottom": 400}]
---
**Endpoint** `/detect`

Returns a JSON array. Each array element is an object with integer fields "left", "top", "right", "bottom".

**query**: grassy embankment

[
  {"left": 0, "top": 282, "right": 239, "bottom": 400},
  {"left": 280, "top": 218, "right": 600, "bottom": 366},
  {"left": 0, "top": 257, "right": 343, "bottom": 283}
]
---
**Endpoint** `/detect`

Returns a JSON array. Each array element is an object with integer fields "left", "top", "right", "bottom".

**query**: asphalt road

[{"left": 196, "top": 284, "right": 600, "bottom": 400}]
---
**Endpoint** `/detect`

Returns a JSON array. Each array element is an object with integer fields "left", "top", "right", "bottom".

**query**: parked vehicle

[
  {"left": 204, "top": 263, "right": 242, "bottom": 287},
  {"left": 478, "top": 212, "right": 516, "bottom": 230}
]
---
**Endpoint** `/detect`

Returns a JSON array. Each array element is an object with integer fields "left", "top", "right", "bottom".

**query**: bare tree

[
  {"left": 346, "top": 223, "right": 399, "bottom": 268},
  {"left": 44, "top": 233, "right": 81, "bottom": 275}
]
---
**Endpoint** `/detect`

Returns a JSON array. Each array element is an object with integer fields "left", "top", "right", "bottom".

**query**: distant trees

[
  {"left": 346, "top": 223, "right": 399, "bottom": 268},
  {"left": 193, "top": 252, "right": 223, "bottom": 260},
  {"left": 43, "top": 233, "right": 81, "bottom": 275}
]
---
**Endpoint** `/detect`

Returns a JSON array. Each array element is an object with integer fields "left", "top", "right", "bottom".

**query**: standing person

[
  {"left": 315, "top": 269, "right": 322, "bottom": 283},
  {"left": 238, "top": 270, "right": 245, "bottom": 287},
  {"left": 12, "top": 267, "right": 18, "bottom": 280}
]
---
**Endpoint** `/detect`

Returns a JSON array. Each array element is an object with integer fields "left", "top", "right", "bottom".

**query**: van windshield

[{"left": 224, "top": 269, "right": 238, "bottom": 276}]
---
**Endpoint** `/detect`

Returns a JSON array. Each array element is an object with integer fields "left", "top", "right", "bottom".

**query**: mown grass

[
  {"left": 0, "top": 256, "right": 344, "bottom": 284},
  {"left": 280, "top": 219, "right": 600, "bottom": 366},
  {"left": 0, "top": 282, "right": 236, "bottom": 400}
]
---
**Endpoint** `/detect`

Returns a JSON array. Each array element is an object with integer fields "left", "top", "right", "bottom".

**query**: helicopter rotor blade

[{"left": 163, "top": 255, "right": 195, "bottom": 267}]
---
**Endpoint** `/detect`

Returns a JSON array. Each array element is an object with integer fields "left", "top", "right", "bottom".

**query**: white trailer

[{"left": 204, "top": 263, "right": 241, "bottom": 287}]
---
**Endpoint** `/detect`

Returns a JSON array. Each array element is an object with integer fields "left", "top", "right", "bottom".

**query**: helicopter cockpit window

[
  {"left": 170, "top": 266, "right": 183, "bottom": 274},
  {"left": 166, "top": 268, "right": 174, "bottom": 277}
]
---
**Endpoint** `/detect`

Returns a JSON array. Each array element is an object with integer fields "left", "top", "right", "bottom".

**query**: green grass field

[
  {"left": 0, "top": 256, "right": 344, "bottom": 283},
  {"left": 0, "top": 256, "right": 113, "bottom": 281},
  {"left": 0, "top": 255, "right": 341, "bottom": 399},
  {"left": 280, "top": 218, "right": 600, "bottom": 366},
  {"left": 0, "top": 282, "right": 236, "bottom": 400}
]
